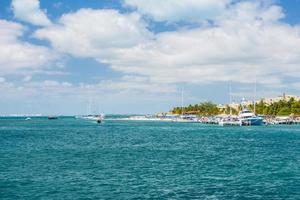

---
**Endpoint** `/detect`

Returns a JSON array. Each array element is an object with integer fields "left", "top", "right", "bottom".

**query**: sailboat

[
  {"left": 174, "top": 87, "right": 188, "bottom": 122},
  {"left": 219, "top": 82, "right": 239, "bottom": 126},
  {"left": 79, "top": 100, "right": 105, "bottom": 123}
]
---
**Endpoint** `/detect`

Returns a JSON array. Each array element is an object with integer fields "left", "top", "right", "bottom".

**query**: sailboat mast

[
  {"left": 87, "top": 99, "right": 92, "bottom": 115},
  {"left": 229, "top": 81, "right": 232, "bottom": 116},
  {"left": 254, "top": 71, "right": 257, "bottom": 114},
  {"left": 181, "top": 87, "right": 183, "bottom": 116}
]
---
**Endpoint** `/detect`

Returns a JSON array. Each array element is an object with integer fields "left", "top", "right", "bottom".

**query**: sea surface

[{"left": 0, "top": 117, "right": 299, "bottom": 200}]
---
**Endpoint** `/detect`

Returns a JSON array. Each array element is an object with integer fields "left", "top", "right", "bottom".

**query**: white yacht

[{"left": 238, "top": 109, "right": 263, "bottom": 126}]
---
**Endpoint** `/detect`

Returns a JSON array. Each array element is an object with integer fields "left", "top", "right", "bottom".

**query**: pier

[
  {"left": 219, "top": 121, "right": 240, "bottom": 126},
  {"left": 117, "top": 114, "right": 300, "bottom": 126}
]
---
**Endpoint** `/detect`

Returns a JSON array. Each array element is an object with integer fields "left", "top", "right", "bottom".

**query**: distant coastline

[{"left": 169, "top": 94, "right": 300, "bottom": 117}]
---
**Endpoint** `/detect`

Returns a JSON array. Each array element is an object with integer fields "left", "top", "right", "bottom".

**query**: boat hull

[{"left": 239, "top": 117, "right": 263, "bottom": 126}]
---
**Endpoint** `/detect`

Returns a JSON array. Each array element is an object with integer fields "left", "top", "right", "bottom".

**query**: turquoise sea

[{"left": 0, "top": 117, "right": 299, "bottom": 199}]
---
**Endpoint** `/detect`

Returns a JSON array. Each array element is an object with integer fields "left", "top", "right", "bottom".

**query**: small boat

[
  {"left": 48, "top": 116, "right": 58, "bottom": 120},
  {"left": 95, "top": 114, "right": 104, "bottom": 124},
  {"left": 25, "top": 117, "right": 31, "bottom": 121},
  {"left": 219, "top": 115, "right": 239, "bottom": 126},
  {"left": 273, "top": 116, "right": 293, "bottom": 125}
]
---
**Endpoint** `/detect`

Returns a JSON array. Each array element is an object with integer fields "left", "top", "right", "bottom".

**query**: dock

[{"left": 219, "top": 121, "right": 240, "bottom": 126}]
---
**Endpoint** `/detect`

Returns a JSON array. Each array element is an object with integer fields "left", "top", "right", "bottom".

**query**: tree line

[
  {"left": 171, "top": 102, "right": 220, "bottom": 116},
  {"left": 250, "top": 98, "right": 300, "bottom": 116},
  {"left": 171, "top": 98, "right": 300, "bottom": 116}
]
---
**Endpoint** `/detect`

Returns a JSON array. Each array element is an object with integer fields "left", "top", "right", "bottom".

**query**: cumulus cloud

[
  {"left": 0, "top": 78, "right": 176, "bottom": 103},
  {"left": 35, "top": 9, "right": 151, "bottom": 58},
  {"left": 11, "top": 0, "right": 51, "bottom": 26},
  {"left": 2, "top": 0, "right": 300, "bottom": 114},
  {"left": 0, "top": 77, "right": 179, "bottom": 114},
  {"left": 110, "top": 2, "right": 300, "bottom": 85},
  {"left": 33, "top": 1, "right": 300, "bottom": 88},
  {"left": 124, "top": 0, "right": 231, "bottom": 22},
  {"left": 0, "top": 20, "right": 54, "bottom": 75}
]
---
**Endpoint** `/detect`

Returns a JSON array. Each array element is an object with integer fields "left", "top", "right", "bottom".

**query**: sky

[{"left": 0, "top": 0, "right": 300, "bottom": 115}]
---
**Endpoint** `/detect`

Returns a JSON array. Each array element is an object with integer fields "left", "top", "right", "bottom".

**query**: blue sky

[{"left": 0, "top": 0, "right": 300, "bottom": 115}]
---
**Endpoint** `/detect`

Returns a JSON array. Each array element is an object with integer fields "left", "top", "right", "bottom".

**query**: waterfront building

[{"left": 262, "top": 94, "right": 300, "bottom": 105}]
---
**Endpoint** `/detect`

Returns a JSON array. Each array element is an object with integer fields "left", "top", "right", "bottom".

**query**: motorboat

[
  {"left": 238, "top": 109, "right": 263, "bottom": 126},
  {"left": 48, "top": 116, "right": 58, "bottom": 120},
  {"left": 95, "top": 115, "right": 104, "bottom": 124}
]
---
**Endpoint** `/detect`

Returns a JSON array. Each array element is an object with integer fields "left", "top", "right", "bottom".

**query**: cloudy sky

[{"left": 0, "top": 0, "right": 300, "bottom": 115}]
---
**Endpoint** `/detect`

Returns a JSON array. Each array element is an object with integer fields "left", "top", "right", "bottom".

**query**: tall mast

[
  {"left": 181, "top": 87, "right": 184, "bottom": 116},
  {"left": 229, "top": 81, "right": 232, "bottom": 116},
  {"left": 254, "top": 70, "right": 257, "bottom": 114},
  {"left": 87, "top": 99, "right": 92, "bottom": 115}
]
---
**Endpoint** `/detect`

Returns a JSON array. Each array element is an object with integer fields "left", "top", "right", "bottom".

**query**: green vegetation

[
  {"left": 222, "top": 105, "right": 239, "bottom": 115},
  {"left": 251, "top": 98, "right": 300, "bottom": 116},
  {"left": 171, "top": 98, "right": 300, "bottom": 116},
  {"left": 172, "top": 102, "right": 220, "bottom": 116}
]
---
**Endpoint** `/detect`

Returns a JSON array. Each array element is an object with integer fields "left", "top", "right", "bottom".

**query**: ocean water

[{"left": 0, "top": 117, "right": 299, "bottom": 200}]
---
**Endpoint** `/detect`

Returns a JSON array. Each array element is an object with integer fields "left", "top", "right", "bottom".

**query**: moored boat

[
  {"left": 219, "top": 115, "right": 239, "bottom": 126},
  {"left": 48, "top": 116, "right": 58, "bottom": 120},
  {"left": 238, "top": 109, "right": 263, "bottom": 126}
]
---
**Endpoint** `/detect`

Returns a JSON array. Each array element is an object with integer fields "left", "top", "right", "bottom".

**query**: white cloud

[
  {"left": 96, "top": 78, "right": 177, "bottom": 94},
  {"left": 39, "top": 80, "right": 72, "bottom": 89},
  {"left": 35, "top": 9, "right": 151, "bottom": 58},
  {"left": 0, "top": 78, "right": 176, "bottom": 103},
  {"left": 0, "top": 77, "right": 6, "bottom": 83},
  {"left": 2, "top": 0, "right": 300, "bottom": 114},
  {"left": 11, "top": 0, "right": 51, "bottom": 26},
  {"left": 0, "top": 78, "right": 35, "bottom": 99},
  {"left": 23, "top": 75, "right": 32, "bottom": 82},
  {"left": 218, "top": 1, "right": 284, "bottom": 23},
  {"left": 43, "top": 80, "right": 60, "bottom": 87},
  {"left": 0, "top": 78, "right": 180, "bottom": 114},
  {"left": 33, "top": 1, "right": 300, "bottom": 88},
  {"left": 0, "top": 20, "right": 54, "bottom": 75},
  {"left": 61, "top": 82, "right": 72, "bottom": 87},
  {"left": 124, "top": 0, "right": 231, "bottom": 22},
  {"left": 112, "top": 2, "right": 300, "bottom": 85}
]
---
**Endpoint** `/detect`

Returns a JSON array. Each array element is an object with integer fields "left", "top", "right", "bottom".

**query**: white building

[{"left": 261, "top": 94, "right": 300, "bottom": 105}]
